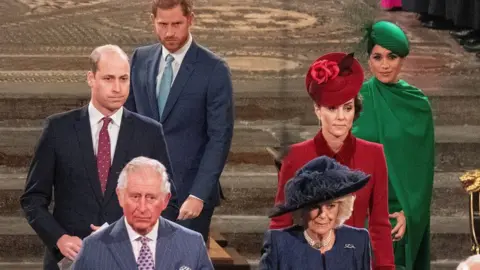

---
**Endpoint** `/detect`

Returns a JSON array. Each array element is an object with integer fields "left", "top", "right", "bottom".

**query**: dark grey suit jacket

[
  {"left": 72, "top": 217, "right": 214, "bottom": 270},
  {"left": 20, "top": 106, "right": 179, "bottom": 269}
]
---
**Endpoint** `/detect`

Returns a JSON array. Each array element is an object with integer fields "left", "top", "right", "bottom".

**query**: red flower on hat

[{"left": 310, "top": 60, "right": 340, "bottom": 85}]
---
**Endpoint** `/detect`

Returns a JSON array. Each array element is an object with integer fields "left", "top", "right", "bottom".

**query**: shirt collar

[
  {"left": 124, "top": 217, "right": 159, "bottom": 243},
  {"left": 88, "top": 102, "right": 123, "bottom": 127},
  {"left": 313, "top": 129, "right": 356, "bottom": 166},
  {"left": 161, "top": 33, "right": 193, "bottom": 64}
]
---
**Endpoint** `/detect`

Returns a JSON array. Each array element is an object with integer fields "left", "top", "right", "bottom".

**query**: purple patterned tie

[
  {"left": 137, "top": 237, "right": 155, "bottom": 270},
  {"left": 97, "top": 117, "right": 111, "bottom": 194}
]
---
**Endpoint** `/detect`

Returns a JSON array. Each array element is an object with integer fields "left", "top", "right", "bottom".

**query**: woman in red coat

[{"left": 269, "top": 52, "right": 395, "bottom": 269}]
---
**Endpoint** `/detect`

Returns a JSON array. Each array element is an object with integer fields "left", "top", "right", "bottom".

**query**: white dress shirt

[
  {"left": 156, "top": 33, "right": 193, "bottom": 97},
  {"left": 88, "top": 102, "right": 123, "bottom": 161},
  {"left": 125, "top": 218, "right": 159, "bottom": 264}
]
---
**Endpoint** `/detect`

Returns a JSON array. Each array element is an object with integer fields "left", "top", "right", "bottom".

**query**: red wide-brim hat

[{"left": 305, "top": 52, "right": 364, "bottom": 107}]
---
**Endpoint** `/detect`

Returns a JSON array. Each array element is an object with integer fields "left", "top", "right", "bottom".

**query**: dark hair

[
  {"left": 314, "top": 94, "right": 363, "bottom": 121},
  {"left": 151, "top": 0, "right": 193, "bottom": 17},
  {"left": 353, "top": 94, "right": 363, "bottom": 121}
]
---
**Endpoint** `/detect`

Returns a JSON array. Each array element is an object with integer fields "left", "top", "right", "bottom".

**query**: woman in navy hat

[
  {"left": 269, "top": 52, "right": 394, "bottom": 269},
  {"left": 261, "top": 156, "right": 372, "bottom": 269}
]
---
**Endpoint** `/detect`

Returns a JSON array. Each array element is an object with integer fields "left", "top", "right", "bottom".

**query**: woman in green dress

[{"left": 352, "top": 21, "right": 435, "bottom": 270}]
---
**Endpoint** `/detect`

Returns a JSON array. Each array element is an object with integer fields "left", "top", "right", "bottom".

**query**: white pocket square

[{"left": 179, "top": 266, "right": 191, "bottom": 270}]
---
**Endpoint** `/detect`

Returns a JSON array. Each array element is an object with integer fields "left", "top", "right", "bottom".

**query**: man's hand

[
  {"left": 90, "top": 224, "right": 101, "bottom": 234},
  {"left": 56, "top": 234, "right": 82, "bottom": 260},
  {"left": 389, "top": 211, "right": 406, "bottom": 241},
  {"left": 178, "top": 196, "right": 204, "bottom": 220}
]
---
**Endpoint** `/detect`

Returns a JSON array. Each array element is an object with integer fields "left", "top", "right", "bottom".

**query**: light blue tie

[{"left": 157, "top": 54, "right": 174, "bottom": 119}]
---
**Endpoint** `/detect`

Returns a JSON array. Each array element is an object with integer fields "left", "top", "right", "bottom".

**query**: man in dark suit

[
  {"left": 20, "top": 45, "right": 179, "bottom": 270},
  {"left": 72, "top": 157, "right": 213, "bottom": 270},
  {"left": 125, "top": 0, "right": 234, "bottom": 241}
]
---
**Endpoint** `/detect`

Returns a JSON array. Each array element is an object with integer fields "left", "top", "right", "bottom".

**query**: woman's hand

[{"left": 389, "top": 210, "right": 406, "bottom": 241}]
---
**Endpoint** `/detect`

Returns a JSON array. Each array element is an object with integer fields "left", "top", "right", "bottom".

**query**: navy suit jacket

[
  {"left": 72, "top": 217, "right": 214, "bottom": 270},
  {"left": 260, "top": 225, "right": 372, "bottom": 270},
  {"left": 125, "top": 40, "right": 234, "bottom": 207},
  {"left": 20, "top": 106, "right": 179, "bottom": 268}
]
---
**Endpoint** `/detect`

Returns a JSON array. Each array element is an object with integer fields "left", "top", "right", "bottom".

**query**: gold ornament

[{"left": 460, "top": 170, "right": 480, "bottom": 193}]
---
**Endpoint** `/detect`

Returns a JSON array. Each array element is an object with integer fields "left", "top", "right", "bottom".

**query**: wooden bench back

[{"left": 207, "top": 237, "right": 234, "bottom": 264}]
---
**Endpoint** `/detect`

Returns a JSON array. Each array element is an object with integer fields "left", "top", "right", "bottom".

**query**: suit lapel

[
  {"left": 146, "top": 44, "right": 162, "bottom": 121},
  {"left": 160, "top": 41, "right": 198, "bottom": 123},
  {"left": 74, "top": 106, "right": 103, "bottom": 204},
  {"left": 106, "top": 217, "right": 138, "bottom": 270},
  {"left": 155, "top": 218, "right": 176, "bottom": 269},
  {"left": 103, "top": 109, "right": 134, "bottom": 205}
]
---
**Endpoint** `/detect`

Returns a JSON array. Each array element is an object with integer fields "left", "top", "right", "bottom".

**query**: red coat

[{"left": 270, "top": 130, "right": 395, "bottom": 270}]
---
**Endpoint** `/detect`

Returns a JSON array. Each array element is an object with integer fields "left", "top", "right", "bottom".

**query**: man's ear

[
  {"left": 188, "top": 12, "right": 195, "bottom": 26},
  {"left": 150, "top": 13, "right": 155, "bottom": 24},
  {"left": 162, "top": 193, "right": 172, "bottom": 211},
  {"left": 87, "top": 71, "right": 95, "bottom": 88},
  {"left": 116, "top": 188, "right": 124, "bottom": 207}
]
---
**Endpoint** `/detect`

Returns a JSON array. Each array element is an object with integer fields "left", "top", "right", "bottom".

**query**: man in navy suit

[
  {"left": 125, "top": 0, "right": 234, "bottom": 241},
  {"left": 72, "top": 157, "right": 213, "bottom": 270},
  {"left": 20, "top": 45, "right": 179, "bottom": 269}
]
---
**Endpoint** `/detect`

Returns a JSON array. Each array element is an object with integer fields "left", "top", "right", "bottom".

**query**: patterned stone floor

[{"left": 0, "top": 0, "right": 479, "bottom": 85}]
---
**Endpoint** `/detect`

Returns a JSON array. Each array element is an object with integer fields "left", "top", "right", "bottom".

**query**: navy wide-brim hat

[{"left": 268, "top": 156, "right": 370, "bottom": 218}]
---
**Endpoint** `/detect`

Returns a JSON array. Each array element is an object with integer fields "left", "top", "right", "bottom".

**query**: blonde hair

[
  {"left": 295, "top": 195, "right": 356, "bottom": 228},
  {"left": 335, "top": 195, "right": 355, "bottom": 226}
]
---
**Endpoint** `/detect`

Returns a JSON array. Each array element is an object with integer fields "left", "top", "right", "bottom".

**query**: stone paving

[{"left": 0, "top": 0, "right": 479, "bottom": 83}]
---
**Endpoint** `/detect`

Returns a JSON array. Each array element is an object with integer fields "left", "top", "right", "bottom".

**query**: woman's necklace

[{"left": 304, "top": 229, "right": 333, "bottom": 250}]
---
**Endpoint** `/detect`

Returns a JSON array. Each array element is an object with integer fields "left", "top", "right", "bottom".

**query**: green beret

[{"left": 367, "top": 21, "right": 410, "bottom": 57}]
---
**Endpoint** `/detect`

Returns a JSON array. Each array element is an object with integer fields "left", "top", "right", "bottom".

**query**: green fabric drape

[{"left": 353, "top": 77, "right": 435, "bottom": 270}]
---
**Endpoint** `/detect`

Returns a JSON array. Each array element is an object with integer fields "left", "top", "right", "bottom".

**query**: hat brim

[{"left": 268, "top": 174, "right": 370, "bottom": 218}]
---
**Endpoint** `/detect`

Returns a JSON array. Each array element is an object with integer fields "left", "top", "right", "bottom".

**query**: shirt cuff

[{"left": 189, "top": 195, "right": 204, "bottom": 202}]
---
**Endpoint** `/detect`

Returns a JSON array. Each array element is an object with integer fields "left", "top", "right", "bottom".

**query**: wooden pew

[
  {"left": 218, "top": 247, "right": 251, "bottom": 270},
  {"left": 208, "top": 236, "right": 234, "bottom": 264},
  {"left": 209, "top": 230, "right": 228, "bottom": 247},
  {"left": 207, "top": 236, "right": 251, "bottom": 270}
]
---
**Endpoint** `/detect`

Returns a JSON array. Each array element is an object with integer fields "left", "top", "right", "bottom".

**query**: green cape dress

[{"left": 353, "top": 77, "right": 435, "bottom": 270}]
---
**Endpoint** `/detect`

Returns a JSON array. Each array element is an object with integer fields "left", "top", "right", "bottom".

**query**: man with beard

[{"left": 125, "top": 0, "right": 234, "bottom": 242}]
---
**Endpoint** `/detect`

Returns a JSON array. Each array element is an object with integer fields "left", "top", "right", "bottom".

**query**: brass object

[
  {"left": 460, "top": 170, "right": 480, "bottom": 254},
  {"left": 469, "top": 192, "right": 480, "bottom": 255},
  {"left": 460, "top": 170, "right": 480, "bottom": 193}
]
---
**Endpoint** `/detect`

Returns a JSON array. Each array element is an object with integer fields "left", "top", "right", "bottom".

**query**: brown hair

[
  {"left": 151, "top": 0, "right": 193, "bottom": 16},
  {"left": 353, "top": 94, "right": 363, "bottom": 121},
  {"left": 314, "top": 94, "right": 364, "bottom": 121}
]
